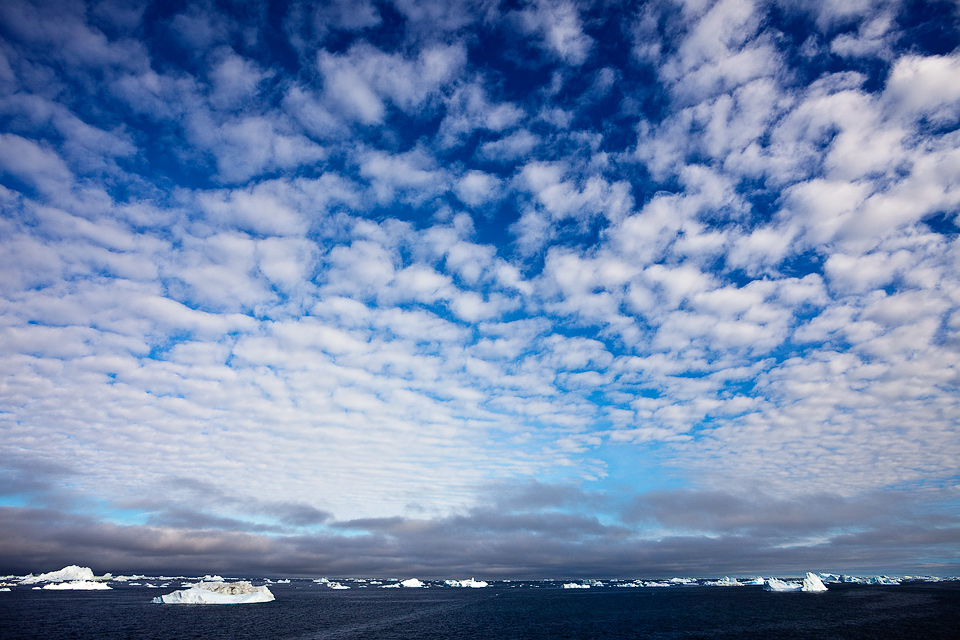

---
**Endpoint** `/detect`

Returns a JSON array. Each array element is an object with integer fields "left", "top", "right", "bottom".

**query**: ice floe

[
  {"left": 400, "top": 578, "right": 424, "bottom": 588},
  {"left": 562, "top": 582, "right": 591, "bottom": 589},
  {"left": 328, "top": 582, "right": 350, "bottom": 589},
  {"left": 153, "top": 581, "right": 274, "bottom": 604}
]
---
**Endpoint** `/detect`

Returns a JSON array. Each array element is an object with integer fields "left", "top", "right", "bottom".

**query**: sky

[{"left": 0, "top": 0, "right": 959, "bottom": 580}]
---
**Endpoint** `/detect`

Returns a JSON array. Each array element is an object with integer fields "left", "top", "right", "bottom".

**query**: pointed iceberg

[{"left": 802, "top": 572, "right": 828, "bottom": 592}]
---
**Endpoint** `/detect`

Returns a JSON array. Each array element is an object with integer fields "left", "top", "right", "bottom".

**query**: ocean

[{"left": 1, "top": 581, "right": 957, "bottom": 639}]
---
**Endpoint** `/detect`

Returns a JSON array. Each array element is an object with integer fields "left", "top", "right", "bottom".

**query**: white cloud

[
  {"left": 884, "top": 52, "right": 960, "bottom": 125},
  {"left": 318, "top": 42, "right": 467, "bottom": 124},
  {"left": 0, "top": 133, "right": 74, "bottom": 195},
  {"left": 438, "top": 81, "right": 525, "bottom": 147},
  {"left": 479, "top": 129, "right": 541, "bottom": 161},
  {"left": 515, "top": 0, "right": 594, "bottom": 65},
  {"left": 455, "top": 170, "right": 503, "bottom": 207},
  {"left": 358, "top": 146, "right": 449, "bottom": 206}
]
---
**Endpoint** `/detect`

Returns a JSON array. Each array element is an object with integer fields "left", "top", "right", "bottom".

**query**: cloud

[
  {"left": 514, "top": 0, "right": 594, "bottom": 66},
  {"left": 1, "top": 0, "right": 958, "bottom": 579},
  {"left": 0, "top": 133, "right": 75, "bottom": 195},
  {"left": 318, "top": 42, "right": 467, "bottom": 124}
]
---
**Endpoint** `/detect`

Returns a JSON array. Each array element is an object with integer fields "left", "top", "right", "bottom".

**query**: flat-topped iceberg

[
  {"left": 20, "top": 565, "right": 96, "bottom": 584},
  {"left": 445, "top": 578, "right": 488, "bottom": 588},
  {"left": 43, "top": 581, "right": 111, "bottom": 590},
  {"left": 153, "top": 581, "right": 274, "bottom": 604},
  {"left": 562, "top": 582, "right": 591, "bottom": 589}
]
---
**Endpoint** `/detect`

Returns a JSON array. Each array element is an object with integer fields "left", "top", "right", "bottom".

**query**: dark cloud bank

[{"left": 3, "top": 482, "right": 957, "bottom": 578}]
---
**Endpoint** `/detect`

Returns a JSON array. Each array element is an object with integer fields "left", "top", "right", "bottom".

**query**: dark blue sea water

[{"left": 1, "top": 581, "right": 958, "bottom": 639}]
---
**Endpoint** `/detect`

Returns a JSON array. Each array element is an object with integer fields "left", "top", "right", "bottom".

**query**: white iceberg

[
  {"left": 802, "top": 572, "right": 828, "bottom": 592},
  {"left": 153, "top": 581, "right": 274, "bottom": 604},
  {"left": 400, "top": 578, "right": 424, "bottom": 588},
  {"left": 562, "top": 582, "right": 590, "bottom": 589},
  {"left": 43, "top": 581, "right": 112, "bottom": 590},
  {"left": 328, "top": 582, "right": 350, "bottom": 589},
  {"left": 444, "top": 578, "right": 488, "bottom": 588},
  {"left": 20, "top": 565, "right": 96, "bottom": 584},
  {"left": 764, "top": 578, "right": 802, "bottom": 592},
  {"left": 704, "top": 576, "right": 743, "bottom": 587}
]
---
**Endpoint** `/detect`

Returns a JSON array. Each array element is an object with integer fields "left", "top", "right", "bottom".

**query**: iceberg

[
  {"left": 764, "top": 578, "right": 802, "bottom": 592},
  {"left": 444, "top": 578, "right": 488, "bottom": 588},
  {"left": 400, "top": 578, "right": 424, "bottom": 588},
  {"left": 20, "top": 565, "right": 96, "bottom": 585},
  {"left": 153, "top": 581, "right": 275, "bottom": 604},
  {"left": 703, "top": 576, "right": 743, "bottom": 587},
  {"left": 802, "top": 572, "right": 828, "bottom": 592},
  {"left": 43, "top": 581, "right": 112, "bottom": 590},
  {"left": 562, "top": 582, "right": 591, "bottom": 589},
  {"left": 328, "top": 582, "right": 350, "bottom": 589}
]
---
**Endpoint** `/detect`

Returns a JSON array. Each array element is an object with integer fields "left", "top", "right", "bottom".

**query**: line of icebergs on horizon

[{"left": 4, "top": 565, "right": 955, "bottom": 601}]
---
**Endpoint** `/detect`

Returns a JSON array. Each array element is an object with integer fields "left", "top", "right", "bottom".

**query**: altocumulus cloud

[{"left": 0, "top": 0, "right": 958, "bottom": 578}]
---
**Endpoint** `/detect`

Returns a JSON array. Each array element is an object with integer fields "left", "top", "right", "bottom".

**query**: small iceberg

[
  {"left": 328, "top": 582, "right": 350, "bottom": 590},
  {"left": 43, "top": 581, "right": 112, "bottom": 590},
  {"left": 764, "top": 578, "right": 802, "bottom": 592},
  {"left": 802, "top": 572, "right": 828, "bottom": 592},
  {"left": 400, "top": 578, "right": 424, "bottom": 588},
  {"left": 562, "top": 582, "right": 591, "bottom": 589},
  {"left": 153, "top": 581, "right": 274, "bottom": 604}
]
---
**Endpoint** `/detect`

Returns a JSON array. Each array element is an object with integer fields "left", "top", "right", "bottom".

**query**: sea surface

[{"left": 1, "top": 581, "right": 958, "bottom": 639}]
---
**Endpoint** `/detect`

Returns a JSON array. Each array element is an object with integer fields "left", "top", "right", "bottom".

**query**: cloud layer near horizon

[{"left": 1, "top": 0, "right": 958, "bottom": 577}]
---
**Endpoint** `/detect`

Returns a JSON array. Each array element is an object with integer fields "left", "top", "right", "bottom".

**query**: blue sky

[{"left": 1, "top": 0, "right": 958, "bottom": 578}]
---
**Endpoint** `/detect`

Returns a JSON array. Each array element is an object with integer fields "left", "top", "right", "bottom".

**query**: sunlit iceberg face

[{"left": 153, "top": 582, "right": 275, "bottom": 604}]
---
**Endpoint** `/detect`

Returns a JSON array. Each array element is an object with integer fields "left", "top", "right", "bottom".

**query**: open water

[{"left": 1, "top": 581, "right": 958, "bottom": 639}]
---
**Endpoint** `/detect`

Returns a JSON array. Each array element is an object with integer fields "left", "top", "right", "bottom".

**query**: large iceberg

[
  {"left": 764, "top": 578, "right": 802, "bottom": 592},
  {"left": 703, "top": 577, "right": 743, "bottom": 587},
  {"left": 20, "top": 565, "right": 96, "bottom": 585},
  {"left": 153, "top": 581, "right": 275, "bottom": 604},
  {"left": 802, "top": 572, "right": 828, "bottom": 592},
  {"left": 444, "top": 578, "right": 488, "bottom": 588},
  {"left": 43, "top": 581, "right": 112, "bottom": 590},
  {"left": 400, "top": 578, "right": 424, "bottom": 588}
]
